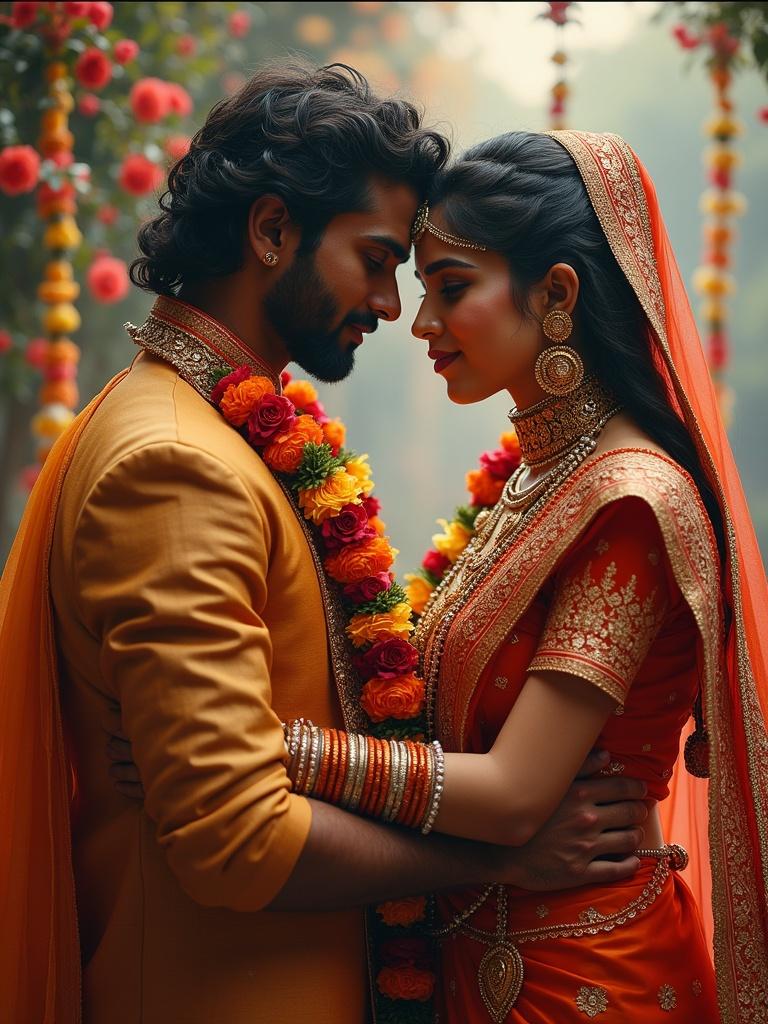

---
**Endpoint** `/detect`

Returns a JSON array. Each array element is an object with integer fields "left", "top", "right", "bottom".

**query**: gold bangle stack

[{"left": 283, "top": 720, "right": 445, "bottom": 834}]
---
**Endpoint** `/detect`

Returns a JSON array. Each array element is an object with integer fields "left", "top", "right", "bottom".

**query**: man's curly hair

[{"left": 130, "top": 60, "right": 450, "bottom": 296}]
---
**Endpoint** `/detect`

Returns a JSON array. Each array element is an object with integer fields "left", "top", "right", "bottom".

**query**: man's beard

[{"left": 263, "top": 250, "right": 376, "bottom": 384}]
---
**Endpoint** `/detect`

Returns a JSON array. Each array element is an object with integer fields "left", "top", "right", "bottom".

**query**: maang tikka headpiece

[{"left": 410, "top": 201, "right": 487, "bottom": 251}]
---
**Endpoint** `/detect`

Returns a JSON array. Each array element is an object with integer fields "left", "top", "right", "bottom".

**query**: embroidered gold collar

[{"left": 125, "top": 295, "right": 283, "bottom": 398}]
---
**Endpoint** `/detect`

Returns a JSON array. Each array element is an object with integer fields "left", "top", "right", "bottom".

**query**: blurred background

[{"left": 1, "top": 0, "right": 767, "bottom": 578}]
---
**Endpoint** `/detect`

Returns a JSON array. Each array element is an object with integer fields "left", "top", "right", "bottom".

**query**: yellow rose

[
  {"left": 404, "top": 574, "right": 434, "bottom": 616},
  {"left": 432, "top": 519, "right": 471, "bottom": 564},
  {"left": 345, "top": 453, "right": 374, "bottom": 496},
  {"left": 346, "top": 602, "right": 414, "bottom": 648},
  {"left": 298, "top": 469, "right": 361, "bottom": 524}
]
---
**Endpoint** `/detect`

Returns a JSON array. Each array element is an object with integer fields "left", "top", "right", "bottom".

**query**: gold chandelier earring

[{"left": 534, "top": 309, "right": 584, "bottom": 396}]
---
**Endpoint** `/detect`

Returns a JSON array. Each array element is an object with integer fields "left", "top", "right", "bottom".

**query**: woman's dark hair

[
  {"left": 432, "top": 131, "right": 725, "bottom": 559},
  {"left": 130, "top": 61, "right": 449, "bottom": 296}
]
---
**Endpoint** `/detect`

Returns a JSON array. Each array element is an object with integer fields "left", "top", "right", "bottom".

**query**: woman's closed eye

[{"left": 418, "top": 280, "right": 470, "bottom": 301}]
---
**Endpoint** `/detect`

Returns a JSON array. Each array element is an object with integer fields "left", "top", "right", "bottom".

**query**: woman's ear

[{"left": 545, "top": 263, "right": 580, "bottom": 314}]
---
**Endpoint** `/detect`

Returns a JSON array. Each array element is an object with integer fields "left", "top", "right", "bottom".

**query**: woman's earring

[
  {"left": 535, "top": 309, "right": 584, "bottom": 396},
  {"left": 262, "top": 251, "right": 279, "bottom": 266}
]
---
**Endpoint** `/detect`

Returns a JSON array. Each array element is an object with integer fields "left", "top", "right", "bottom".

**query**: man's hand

[{"left": 503, "top": 750, "right": 647, "bottom": 892}]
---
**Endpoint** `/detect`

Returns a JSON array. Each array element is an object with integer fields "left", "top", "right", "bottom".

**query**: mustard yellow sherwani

[{"left": 49, "top": 299, "right": 368, "bottom": 1022}]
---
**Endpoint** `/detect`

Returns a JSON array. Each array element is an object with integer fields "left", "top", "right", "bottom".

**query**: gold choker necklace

[{"left": 508, "top": 377, "right": 621, "bottom": 469}]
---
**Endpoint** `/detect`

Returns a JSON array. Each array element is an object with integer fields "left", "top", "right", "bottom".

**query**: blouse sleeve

[{"left": 528, "top": 495, "right": 672, "bottom": 704}]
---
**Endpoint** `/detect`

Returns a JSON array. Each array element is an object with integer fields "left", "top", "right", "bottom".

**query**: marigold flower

[
  {"left": 283, "top": 379, "right": 318, "bottom": 409},
  {"left": 37, "top": 279, "right": 80, "bottom": 304},
  {"left": 75, "top": 48, "right": 112, "bottom": 91},
  {"left": 87, "top": 255, "right": 130, "bottom": 303},
  {"left": 500, "top": 429, "right": 520, "bottom": 456},
  {"left": 44, "top": 216, "right": 83, "bottom": 251},
  {"left": 345, "top": 453, "right": 374, "bottom": 495},
  {"left": 404, "top": 574, "right": 434, "bottom": 616},
  {"left": 0, "top": 145, "right": 40, "bottom": 196},
  {"left": 376, "top": 966, "right": 435, "bottom": 1002},
  {"left": 346, "top": 601, "right": 413, "bottom": 648},
  {"left": 368, "top": 515, "right": 386, "bottom": 536},
  {"left": 299, "top": 469, "right": 362, "bottom": 525},
  {"left": 322, "top": 418, "right": 346, "bottom": 451},
  {"left": 44, "top": 303, "right": 81, "bottom": 336},
  {"left": 325, "top": 535, "right": 396, "bottom": 584},
  {"left": 432, "top": 519, "right": 472, "bottom": 563},
  {"left": 360, "top": 674, "right": 425, "bottom": 722},
  {"left": 219, "top": 376, "right": 275, "bottom": 427},
  {"left": 119, "top": 153, "right": 163, "bottom": 196},
  {"left": 130, "top": 78, "right": 171, "bottom": 123},
  {"left": 24, "top": 338, "right": 48, "bottom": 369},
  {"left": 263, "top": 415, "right": 324, "bottom": 473},
  {"left": 466, "top": 468, "right": 505, "bottom": 507},
  {"left": 376, "top": 896, "right": 427, "bottom": 927}
]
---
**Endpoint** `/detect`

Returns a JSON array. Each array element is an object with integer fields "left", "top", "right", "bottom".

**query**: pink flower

[
  {"left": 280, "top": 369, "right": 292, "bottom": 387},
  {"left": 114, "top": 39, "right": 139, "bottom": 65},
  {"left": 75, "top": 48, "right": 112, "bottom": 91},
  {"left": 759, "top": 106, "right": 768, "bottom": 123},
  {"left": 246, "top": 393, "right": 296, "bottom": 444},
  {"left": 228, "top": 10, "right": 251, "bottom": 37},
  {"left": 24, "top": 337, "right": 48, "bottom": 369},
  {"left": 166, "top": 83, "right": 193, "bottom": 117},
  {"left": 63, "top": 1, "right": 90, "bottom": 16},
  {"left": 97, "top": 204, "right": 118, "bottom": 225},
  {"left": 211, "top": 365, "right": 252, "bottom": 405},
  {"left": 354, "top": 638, "right": 419, "bottom": 680},
  {"left": 302, "top": 399, "right": 329, "bottom": 425},
  {"left": 672, "top": 24, "right": 701, "bottom": 50},
  {"left": 118, "top": 153, "right": 163, "bottom": 196},
  {"left": 87, "top": 255, "right": 130, "bottom": 303},
  {"left": 479, "top": 446, "right": 520, "bottom": 480},
  {"left": 321, "top": 503, "right": 375, "bottom": 551},
  {"left": 51, "top": 150, "right": 73, "bottom": 168},
  {"left": 78, "top": 93, "right": 101, "bottom": 117},
  {"left": 165, "top": 135, "right": 191, "bottom": 161},
  {"left": 0, "top": 145, "right": 40, "bottom": 196},
  {"left": 0, "top": 330, "right": 12, "bottom": 354},
  {"left": 87, "top": 1, "right": 113, "bottom": 31},
  {"left": 342, "top": 572, "right": 392, "bottom": 604},
  {"left": 176, "top": 34, "right": 197, "bottom": 57},
  {"left": 422, "top": 549, "right": 450, "bottom": 578},
  {"left": 11, "top": 1, "right": 39, "bottom": 28},
  {"left": 130, "top": 78, "right": 170, "bottom": 123}
]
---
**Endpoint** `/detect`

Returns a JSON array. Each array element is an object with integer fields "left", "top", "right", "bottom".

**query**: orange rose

[
  {"left": 283, "top": 379, "right": 318, "bottom": 408},
  {"left": 347, "top": 602, "right": 413, "bottom": 647},
  {"left": 361, "top": 674, "right": 425, "bottom": 723},
  {"left": 322, "top": 417, "right": 346, "bottom": 450},
  {"left": 404, "top": 574, "right": 434, "bottom": 616},
  {"left": 376, "top": 966, "right": 435, "bottom": 1002},
  {"left": 324, "top": 536, "right": 396, "bottom": 584},
  {"left": 500, "top": 429, "right": 521, "bottom": 457},
  {"left": 298, "top": 469, "right": 361, "bottom": 524},
  {"left": 376, "top": 896, "right": 427, "bottom": 927},
  {"left": 219, "top": 377, "right": 275, "bottom": 427},
  {"left": 466, "top": 468, "right": 505, "bottom": 506},
  {"left": 263, "top": 414, "right": 323, "bottom": 472},
  {"left": 368, "top": 515, "right": 386, "bottom": 536}
]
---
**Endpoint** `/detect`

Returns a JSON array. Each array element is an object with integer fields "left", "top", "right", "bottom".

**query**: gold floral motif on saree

[{"left": 575, "top": 986, "right": 609, "bottom": 1018}]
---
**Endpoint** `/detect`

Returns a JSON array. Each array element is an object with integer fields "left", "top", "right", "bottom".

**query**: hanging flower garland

[
  {"left": 674, "top": 20, "right": 744, "bottom": 425},
  {"left": 211, "top": 364, "right": 435, "bottom": 1022},
  {"left": 539, "top": 2, "right": 579, "bottom": 131},
  {"left": 405, "top": 430, "right": 522, "bottom": 616}
]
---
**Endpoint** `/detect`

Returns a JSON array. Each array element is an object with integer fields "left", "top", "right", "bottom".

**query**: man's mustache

[{"left": 342, "top": 312, "right": 379, "bottom": 333}]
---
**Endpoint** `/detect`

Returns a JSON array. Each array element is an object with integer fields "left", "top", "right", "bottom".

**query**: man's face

[{"left": 263, "top": 178, "right": 418, "bottom": 383}]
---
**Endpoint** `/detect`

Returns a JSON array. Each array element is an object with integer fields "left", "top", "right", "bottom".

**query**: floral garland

[
  {"left": 211, "top": 363, "right": 435, "bottom": 1023},
  {"left": 405, "top": 430, "right": 522, "bottom": 615}
]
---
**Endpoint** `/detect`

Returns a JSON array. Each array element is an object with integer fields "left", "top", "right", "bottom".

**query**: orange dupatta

[
  {"left": 0, "top": 371, "right": 127, "bottom": 1024},
  {"left": 547, "top": 133, "right": 768, "bottom": 1021}
]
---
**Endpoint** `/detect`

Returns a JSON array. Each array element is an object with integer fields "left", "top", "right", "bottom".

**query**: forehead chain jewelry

[{"left": 410, "top": 201, "right": 487, "bottom": 251}]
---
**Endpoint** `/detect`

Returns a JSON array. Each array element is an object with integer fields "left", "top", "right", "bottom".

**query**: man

[{"left": 0, "top": 63, "right": 647, "bottom": 1024}]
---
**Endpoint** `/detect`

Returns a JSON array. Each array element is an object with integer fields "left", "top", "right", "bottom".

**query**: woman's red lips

[{"left": 429, "top": 349, "right": 460, "bottom": 374}]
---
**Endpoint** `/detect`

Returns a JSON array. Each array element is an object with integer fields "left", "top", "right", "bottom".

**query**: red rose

[
  {"left": 0, "top": 330, "right": 12, "bottom": 354},
  {"left": 176, "top": 34, "right": 196, "bottom": 57},
  {"left": 97, "top": 204, "right": 118, "bottom": 225},
  {"left": 0, "top": 145, "right": 40, "bottom": 196},
  {"left": 114, "top": 39, "right": 139, "bottom": 65},
  {"left": 321, "top": 503, "right": 375, "bottom": 551},
  {"left": 119, "top": 153, "right": 163, "bottom": 196},
  {"left": 247, "top": 393, "right": 296, "bottom": 444},
  {"left": 78, "top": 93, "right": 100, "bottom": 117},
  {"left": 130, "top": 78, "right": 170, "bottom": 123},
  {"left": 479, "top": 446, "right": 520, "bottom": 480},
  {"left": 87, "top": 1, "right": 113, "bottom": 31},
  {"left": 166, "top": 83, "right": 193, "bottom": 117},
  {"left": 75, "top": 48, "right": 112, "bottom": 91},
  {"left": 355, "top": 638, "right": 419, "bottom": 680},
  {"left": 376, "top": 966, "right": 435, "bottom": 1002},
  {"left": 63, "top": 1, "right": 89, "bottom": 16},
  {"left": 280, "top": 369, "right": 292, "bottom": 387},
  {"left": 165, "top": 135, "right": 191, "bottom": 161},
  {"left": 381, "top": 936, "right": 432, "bottom": 969},
  {"left": 51, "top": 150, "right": 73, "bottom": 168},
  {"left": 362, "top": 495, "right": 381, "bottom": 518},
  {"left": 24, "top": 337, "right": 48, "bottom": 369},
  {"left": 422, "top": 548, "right": 450, "bottom": 578},
  {"left": 228, "top": 10, "right": 250, "bottom": 37},
  {"left": 87, "top": 255, "right": 129, "bottom": 303},
  {"left": 210, "top": 365, "right": 252, "bottom": 405},
  {"left": 11, "top": 1, "right": 39, "bottom": 28},
  {"left": 301, "top": 398, "right": 329, "bottom": 424},
  {"left": 343, "top": 572, "right": 392, "bottom": 604}
]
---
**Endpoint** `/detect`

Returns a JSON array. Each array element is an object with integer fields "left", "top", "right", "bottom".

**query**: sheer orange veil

[
  {"left": 548, "top": 131, "right": 768, "bottom": 1021},
  {"left": 0, "top": 372, "right": 126, "bottom": 1023}
]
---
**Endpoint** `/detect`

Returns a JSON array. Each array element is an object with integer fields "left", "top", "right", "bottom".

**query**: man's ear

[{"left": 246, "top": 195, "right": 297, "bottom": 263}]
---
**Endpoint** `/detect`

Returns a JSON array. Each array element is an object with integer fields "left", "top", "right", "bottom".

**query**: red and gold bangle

[
  {"left": 397, "top": 741, "right": 420, "bottom": 826},
  {"left": 412, "top": 743, "right": 434, "bottom": 829},
  {"left": 314, "top": 728, "right": 334, "bottom": 800},
  {"left": 331, "top": 730, "right": 348, "bottom": 804},
  {"left": 360, "top": 736, "right": 379, "bottom": 816},
  {"left": 374, "top": 737, "right": 392, "bottom": 818}
]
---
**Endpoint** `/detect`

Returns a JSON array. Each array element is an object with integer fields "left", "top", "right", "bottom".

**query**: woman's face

[{"left": 411, "top": 207, "right": 575, "bottom": 407}]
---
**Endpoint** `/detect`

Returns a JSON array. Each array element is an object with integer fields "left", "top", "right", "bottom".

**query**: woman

[{"left": 281, "top": 131, "right": 768, "bottom": 1022}]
